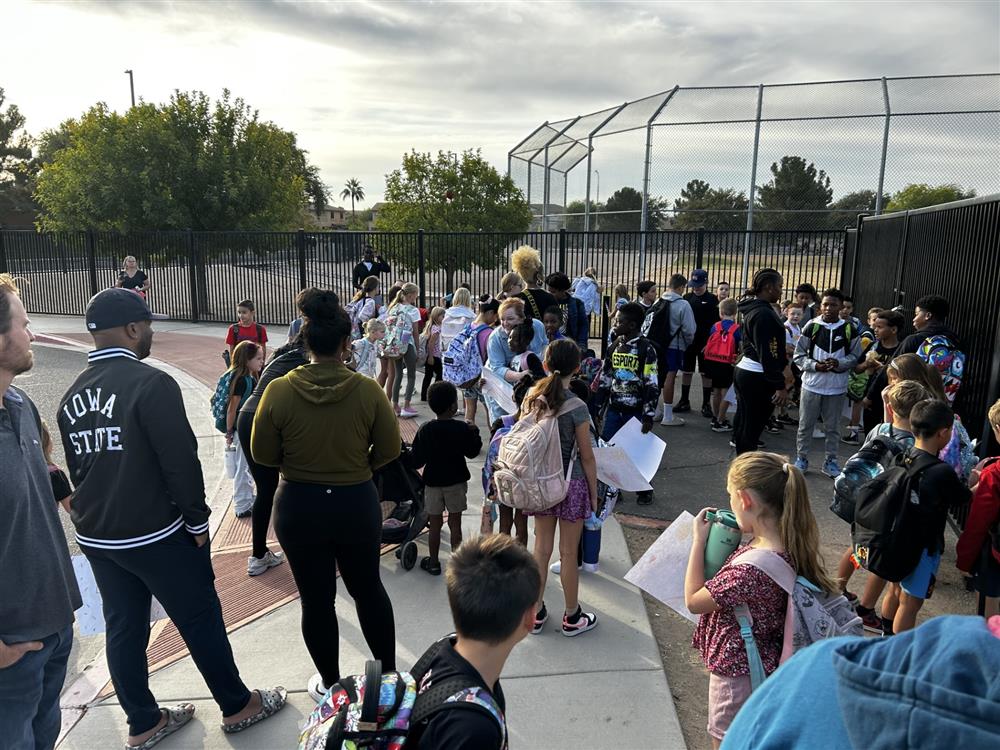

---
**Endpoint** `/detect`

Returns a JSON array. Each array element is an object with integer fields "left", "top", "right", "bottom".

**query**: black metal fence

[
  {"left": 0, "top": 228, "right": 847, "bottom": 330},
  {"left": 844, "top": 194, "right": 1000, "bottom": 451}
]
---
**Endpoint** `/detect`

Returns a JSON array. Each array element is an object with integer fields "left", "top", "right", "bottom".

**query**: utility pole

[
  {"left": 124, "top": 69, "right": 135, "bottom": 108},
  {"left": 594, "top": 169, "right": 600, "bottom": 230}
]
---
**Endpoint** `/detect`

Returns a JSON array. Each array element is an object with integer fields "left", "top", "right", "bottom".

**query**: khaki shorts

[
  {"left": 424, "top": 482, "right": 468, "bottom": 515},
  {"left": 707, "top": 672, "right": 753, "bottom": 741}
]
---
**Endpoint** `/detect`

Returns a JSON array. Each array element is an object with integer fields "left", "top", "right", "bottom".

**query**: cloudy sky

[{"left": 3, "top": 0, "right": 998, "bottom": 207}]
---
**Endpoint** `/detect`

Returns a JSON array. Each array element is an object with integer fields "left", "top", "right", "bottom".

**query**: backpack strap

[
  {"left": 358, "top": 660, "right": 382, "bottom": 731},
  {"left": 733, "top": 604, "right": 768, "bottom": 692},
  {"left": 732, "top": 548, "right": 798, "bottom": 667},
  {"left": 524, "top": 290, "right": 542, "bottom": 319},
  {"left": 255, "top": 323, "right": 264, "bottom": 343}
]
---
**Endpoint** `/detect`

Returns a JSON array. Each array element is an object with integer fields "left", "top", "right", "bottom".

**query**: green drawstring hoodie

[{"left": 251, "top": 361, "right": 400, "bottom": 485}]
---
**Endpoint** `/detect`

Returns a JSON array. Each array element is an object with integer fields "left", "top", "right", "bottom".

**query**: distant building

[
  {"left": 303, "top": 205, "right": 349, "bottom": 230},
  {"left": 368, "top": 202, "right": 386, "bottom": 230}
]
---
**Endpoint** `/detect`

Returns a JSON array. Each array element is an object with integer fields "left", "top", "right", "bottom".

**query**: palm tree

[{"left": 340, "top": 178, "right": 365, "bottom": 218}]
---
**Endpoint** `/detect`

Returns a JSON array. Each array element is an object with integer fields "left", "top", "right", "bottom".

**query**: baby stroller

[{"left": 373, "top": 441, "right": 427, "bottom": 571}]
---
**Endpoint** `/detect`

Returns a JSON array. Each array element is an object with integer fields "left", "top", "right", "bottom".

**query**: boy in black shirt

[
  {"left": 413, "top": 534, "right": 539, "bottom": 749},
  {"left": 881, "top": 399, "right": 971, "bottom": 634},
  {"left": 412, "top": 381, "right": 483, "bottom": 575}
]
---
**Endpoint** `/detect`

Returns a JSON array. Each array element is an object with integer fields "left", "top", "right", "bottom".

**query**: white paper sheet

[
  {"left": 608, "top": 417, "right": 666, "bottom": 482},
  {"left": 594, "top": 445, "right": 652, "bottom": 492},
  {"left": 724, "top": 385, "right": 737, "bottom": 407},
  {"left": 480, "top": 367, "right": 516, "bottom": 415},
  {"left": 73, "top": 555, "right": 167, "bottom": 636},
  {"left": 624, "top": 511, "right": 699, "bottom": 624}
]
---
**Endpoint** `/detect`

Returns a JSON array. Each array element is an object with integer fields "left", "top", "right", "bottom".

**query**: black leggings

[
  {"left": 421, "top": 356, "right": 443, "bottom": 400},
  {"left": 733, "top": 368, "right": 777, "bottom": 454},
  {"left": 236, "top": 410, "right": 279, "bottom": 559},
  {"left": 273, "top": 478, "right": 396, "bottom": 686}
]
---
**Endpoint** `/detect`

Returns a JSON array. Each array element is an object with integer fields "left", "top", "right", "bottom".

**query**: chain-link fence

[{"left": 509, "top": 74, "right": 1000, "bottom": 240}]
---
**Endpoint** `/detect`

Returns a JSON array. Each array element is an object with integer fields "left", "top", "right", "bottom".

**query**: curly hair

[{"left": 510, "top": 245, "right": 543, "bottom": 286}]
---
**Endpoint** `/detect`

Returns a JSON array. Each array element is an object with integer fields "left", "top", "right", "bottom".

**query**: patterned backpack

[
  {"left": 733, "top": 549, "right": 863, "bottom": 691},
  {"left": 443, "top": 323, "right": 490, "bottom": 388},
  {"left": 298, "top": 638, "right": 505, "bottom": 750},
  {"left": 345, "top": 297, "right": 374, "bottom": 341},
  {"left": 917, "top": 334, "right": 965, "bottom": 404},
  {"left": 209, "top": 371, "right": 252, "bottom": 434},
  {"left": 379, "top": 305, "right": 414, "bottom": 360}
]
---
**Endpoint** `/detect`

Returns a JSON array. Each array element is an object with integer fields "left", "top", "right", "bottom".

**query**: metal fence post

[
  {"left": 696, "top": 227, "right": 705, "bottom": 269},
  {"left": 187, "top": 229, "right": 199, "bottom": 323},
  {"left": 296, "top": 228, "right": 307, "bottom": 290},
  {"left": 0, "top": 228, "right": 7, "bottom": 274},
  {"left": 639, "top": 87, "right": 678, "bottom": 275},
  {"left": 741, "top": 84, "right": 765, "bottom": 291},
  {"left": 85, "top": 229, "right": 99, "bottom": 296},
  {"left": 558, "top": 228, "right": 567, "bottom": 273},
  {"left": 875, "top": 77, "right": 891, "bottom": 215},
  {"left": 417, "top": 229, "right": 426, "bottom": 308}
]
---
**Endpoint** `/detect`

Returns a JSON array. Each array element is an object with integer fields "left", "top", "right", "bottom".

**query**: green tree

[
  {"left": 885, "top": 183, "right": 975, "bottom": 212},
  {"left": 34, "top": 89, "right": 324, "bottom": 231},
  {"left": 827, "top": 189, "right": 888, "bottom": 228},
  {"left": 376, "top": 149, "right": 531, "bottom": 291},
  {"left": 563, "top": 199, "right": 600, "bottom": 231},
  {"left": 340, "top": 178, "right": 365, "bottom": 218},
  {"left": 0, "top": 87, "right": 37, "bottom": 221},
  {"left": 672, "top": 179, "right": 749, "bottom": 230},
  {"left": 755, "top": 156, "right": 833, "bottom": 229},
  {"left": 599, "top": 186, "right": 667, "bottom": 230}
]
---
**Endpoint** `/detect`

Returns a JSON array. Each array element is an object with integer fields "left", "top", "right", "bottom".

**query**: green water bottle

[{"left": 703, "top": 509, "right": 742, "bottom": 579}]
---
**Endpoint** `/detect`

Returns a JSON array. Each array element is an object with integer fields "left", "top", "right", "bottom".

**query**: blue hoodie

[{"left": 722, "top": 616, "right": 1000, "bottom": 749}]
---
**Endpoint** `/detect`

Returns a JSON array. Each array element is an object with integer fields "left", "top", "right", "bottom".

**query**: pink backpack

[{"left": 493, "top": 395, "right": 585, "bottom": 512}]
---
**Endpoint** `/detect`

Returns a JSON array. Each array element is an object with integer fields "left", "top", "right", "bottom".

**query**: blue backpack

[
  {"left": 443, "top": 323, "right": 490, "bottom": 389},
  {"left": 210, "top": 372, "right": 252, "bottom": 434}
]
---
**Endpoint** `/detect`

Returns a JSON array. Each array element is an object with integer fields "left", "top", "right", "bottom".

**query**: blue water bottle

[{"left": 582, "top": 513, "right": 602, "bottom": 572}]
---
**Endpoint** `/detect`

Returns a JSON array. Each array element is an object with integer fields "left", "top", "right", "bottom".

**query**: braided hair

[{"left": 742, "top": 268, "right": 783, "bottom": 300}]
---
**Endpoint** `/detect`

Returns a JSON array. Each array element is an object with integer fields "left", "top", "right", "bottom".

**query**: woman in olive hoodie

[{"left": 251, "top": 289, "right": 400, "bottom": 702}]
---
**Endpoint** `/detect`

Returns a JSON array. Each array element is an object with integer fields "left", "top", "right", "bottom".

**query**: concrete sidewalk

[{"left": 34, "top": 315, "right": 685, "bottom": 750}]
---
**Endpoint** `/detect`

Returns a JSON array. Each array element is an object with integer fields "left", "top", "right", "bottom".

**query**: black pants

[
  {"left": 84, "top": 529, "right": 251, "bottom": 735},
  {"left": 421, "top": 356, "right": 443, "bottom": 400},
  {"left": 274, "top": 479, "right": 396, "bottom": 687},
  {"left": 733, "top": 368, "right": 777, "bottom": 455},
  {"left": 237, "top": 410, "right": 280, "bottom": 559}
]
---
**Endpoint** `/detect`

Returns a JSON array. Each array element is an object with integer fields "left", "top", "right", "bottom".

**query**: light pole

[
  {"left": 124, "top": 69, "right": 135, "bottom": 108},
  {"left": 594, "top": 169, "right": 600, "bottom": 230}
]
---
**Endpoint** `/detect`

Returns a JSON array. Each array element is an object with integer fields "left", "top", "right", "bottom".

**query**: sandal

[
  {"left": 420, "top": 557, "right": 442, "bottom": 576},
  {"left": 221, "top": 687, "right": 287, "bottom": 735},
  {"left": 124, "top": 703, "right": 195, "bottom": 749}
]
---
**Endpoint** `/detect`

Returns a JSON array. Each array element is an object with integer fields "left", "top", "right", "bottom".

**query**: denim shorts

[{"left": 901, "top": 549, "right": 942, "bottom": 600}]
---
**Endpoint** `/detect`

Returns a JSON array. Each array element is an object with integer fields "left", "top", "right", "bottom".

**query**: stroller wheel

[{"left": 400, "top": 541, "right": 418, "bottom": 571}]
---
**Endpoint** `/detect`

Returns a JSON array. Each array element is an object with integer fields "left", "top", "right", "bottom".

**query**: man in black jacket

[
  {"left": 351, "top": 245, "right": 391, "bottom": 296},
  {"left": 733, "top": 269, "right": 790, "bottom": 454},
  {"left": 58, "top": 289, "right": 285, "bottom": 747}
]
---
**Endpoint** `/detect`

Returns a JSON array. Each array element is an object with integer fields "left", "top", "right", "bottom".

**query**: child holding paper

[{"left": 594, "top": 302, "right": 660, "bottom": 505}]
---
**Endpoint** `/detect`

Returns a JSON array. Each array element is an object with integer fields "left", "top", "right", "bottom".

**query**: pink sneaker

[{"left": 400, "top": 407, "right": 419, "bottom": 419}]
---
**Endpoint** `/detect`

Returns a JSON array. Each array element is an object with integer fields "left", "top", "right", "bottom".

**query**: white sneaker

[
  {"left": 660, "top": 416, "right": 686, "bottom": 426},
  {"left": 812, "top": 427, "right": 825, "bottom": 439},
  {"left": 550, "top": 560, "right": 584, "bottom": 574},
  {"left": 399, "top": 407, "right": 419, "bottom": 419},
  {"left": 307, "top": 673, "right": 330, "bottom": 703},
  {"left": 247, "top": 550, "right": 285, "bottom": 577}
]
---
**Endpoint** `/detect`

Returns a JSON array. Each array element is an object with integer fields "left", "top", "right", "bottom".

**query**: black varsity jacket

[{"left": 57, "top": 348, "right": 209, "bottom": 549}]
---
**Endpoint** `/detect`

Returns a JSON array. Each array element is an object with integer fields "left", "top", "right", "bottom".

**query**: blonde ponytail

[{"left": 727, "top": 452, "right": 836, "bottom": 593}]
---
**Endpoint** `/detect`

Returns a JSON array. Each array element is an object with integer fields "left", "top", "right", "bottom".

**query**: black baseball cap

[{"left": 85, "top": 288, "right": 152, "bottom": 331}]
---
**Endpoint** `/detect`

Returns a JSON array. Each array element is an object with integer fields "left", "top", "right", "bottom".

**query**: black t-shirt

[
  {"left": 411, "top": 419, "right": 483, "bottom": 487},
  {"left": 912, "top": 448, "right": 972, "bottom": 554},
  {"left": 49, "top": 465, "right": 72, "bottom": 503},
  {"left": 118, "top": 270, "right": 148, "bottom": 291},
  {"left": 416, "top": 641, "right": 506, "bottom": 750},
  {"left": 515, "top": 288, "right": 557, "bottom": 321},
  {"left": 683, "top": 291, "right": 720, "bottom": 340}
]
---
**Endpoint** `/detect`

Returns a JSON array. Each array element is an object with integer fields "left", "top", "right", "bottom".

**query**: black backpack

[
  {"left": 829, "top": 430, "right": 905, "bottom": 524},
  {"left": 640, "top": 297, "right": 676, "bottom": 349},
  {"left": 852, "top": 450, "right": 939, "bottom": 582}
]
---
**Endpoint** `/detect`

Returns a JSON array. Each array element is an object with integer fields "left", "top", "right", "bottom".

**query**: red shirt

[
  {"left": 226, "top": 322, "right": 268, "bottom": 348},
  {"left": 692, "top": 546, "right": 792, "bottom": 677},
  {"left": 957, "top": 460, "right": 1000, "bottom": 572}
]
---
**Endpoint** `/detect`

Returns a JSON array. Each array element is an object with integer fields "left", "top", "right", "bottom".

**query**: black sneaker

[
  {"left": 765, "top": 419, "right": 781, "bottom": 434},
  {"left": 561, "top": 607, "right": 598, "bottom": 637},
  {"left": 637, "top": 490, "right": 653, "bottom": 505},
  {"left": 674, "top": 400, "right": 691, "bottom": 414},
  {"left": 700, "top": 403, "right": 713, "bottom": 419},
  {"left": 857, "top": 606, "right": 882, "bottom": 633},
  {"left": 531, "top": 603, "right": 548, "bottom": 635},
  {"left": 711, "top": 420, "right": 726, "bottom": 433},
  {"left": 717, "top": 420, "right": 733, "bottom": 432},
  {"left": 776, "top": 414, "right": 797, "bottom": 426}
]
